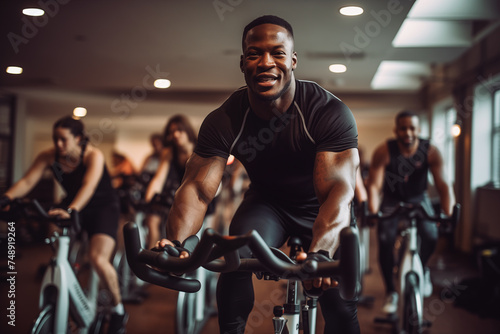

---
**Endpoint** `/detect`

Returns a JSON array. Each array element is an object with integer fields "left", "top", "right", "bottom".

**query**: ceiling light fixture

[
  {"left": 73, "top": 107, "right": 87, "bottom": 118},
  {"left": 6, "top": 66, "right": 23, "bottom": 74},
  {"left": 22, "top": 8, "right": 45, "bottom": 16},
  {"left": 339, "top": 6, "right": 364, "bottom": 16},
  {"left": 329, "top": 64, "right": 347, "bottom": 73},
  {"left": 154, "top": 79, "right": 171, "bottom": 89}
]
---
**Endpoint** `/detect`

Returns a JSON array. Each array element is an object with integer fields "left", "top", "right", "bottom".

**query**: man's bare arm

[
  {"left": 367, "top": 144, "right": 388, "bottom": 214},
  {"left": 165, "top": 153, "right": 227, "bottom": 243},
  {"left": 311, "top": 148, "right": 359, "bottom": 257},
  {"left": 428, "top": 145, "right": 455, "bottom": 216}
]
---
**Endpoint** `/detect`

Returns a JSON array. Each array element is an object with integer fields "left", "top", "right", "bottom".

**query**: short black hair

[
  {"left": 395, "top": 110, "right": 418, "bottom": 125},
  {"left": 242, "top": 15, "right": 294, "bottom": 50}
]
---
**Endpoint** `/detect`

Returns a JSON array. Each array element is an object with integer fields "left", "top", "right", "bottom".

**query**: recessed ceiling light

[
  {"left": 154, "top": 79, "right": 171, "bottom": 89},
  {"left": 339, "top": 6, "right": 364, "bottom": 16},
  {"left": 6, "top": 66, "right": 23, "bottom": 74},
  {"left": 73, "top": 107, "right": 87, "bottom": 118},
  {"left": 329, "top": 64, "right": 347, "bottom": 73},
  {"left": 22, "top": 8, "right": 45, "bottom": 16}
]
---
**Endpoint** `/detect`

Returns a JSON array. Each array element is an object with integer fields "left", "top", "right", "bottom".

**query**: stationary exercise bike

[
  {"left": 23, "top": 200, "right": 108, "bottom": 334},
  {"left": 367, "top": 202, "right": 460, "bottom": 334},
  {"left": 123, "top": 222, "right": 360, "bottom": 334}
]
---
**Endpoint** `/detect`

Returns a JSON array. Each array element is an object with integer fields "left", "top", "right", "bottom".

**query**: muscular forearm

[
  {"left": 437, "top": 183, "right": 455, "bottom": 216},
  {"left": 310, "top": 182, "right": 354, "bottom": 257},
  {"left": 165, "top": 182, "right": 209, "bottom": 242},
  {"left": 367, "top": 185, "right": 381, "bottom": 214}
]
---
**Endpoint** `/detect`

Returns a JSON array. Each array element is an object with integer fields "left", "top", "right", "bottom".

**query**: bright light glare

[
  {"left": 73, "top": 107, "right": 87, "bottom": 118},
  {"left": 22, "top": 8, "right": 45, "bottom": 16},
  {"left": 6, "top": 66, "right": 23, "bottom": 74},
  {"left": 329, "top": 64, "right": 347, "bottom": 73},
  {"left": 451, "top": 124, "right": 461, "bottom": 137},
  {"left": 154, "top": 79, "right": 171, "bottom": 89},
  {"left": 339, "top": 6, "right": 364, "bottom": 16}
]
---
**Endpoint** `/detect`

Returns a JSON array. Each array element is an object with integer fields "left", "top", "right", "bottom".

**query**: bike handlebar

[
  {"left": 365, "top": 202, "right": 461, "bottom": 229},
  {"left": 0, "top": 198, "right": 80, "bottom": 233},
  {"left": 124, "top": 222, "right": 360, "bottom": 300}
]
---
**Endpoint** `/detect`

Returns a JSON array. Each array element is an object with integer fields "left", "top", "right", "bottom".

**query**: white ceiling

[{"left": 0, "top": 0, "right": 499, "bottom": 117}]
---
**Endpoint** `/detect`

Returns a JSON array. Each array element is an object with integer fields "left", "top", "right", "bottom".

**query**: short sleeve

[
  {"left": 194, "top": 110, "right": 232, "bottom": 159},
  {"left": 311, "top": 98, "right": 358, "bottom": 152}
]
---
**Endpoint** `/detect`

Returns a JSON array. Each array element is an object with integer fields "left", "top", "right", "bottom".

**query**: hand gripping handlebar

[
  {"left": 0, "top": 198, "right": 80, "bottom": 233},
  {"left": 365, "top": 202, "right": 461, "bottom": 230},
  {"left": 123, "top": 222, "right": 361, "bottom": 300},
  {"left": 364, "top": 202, "right": 461, "bottom": 232}
]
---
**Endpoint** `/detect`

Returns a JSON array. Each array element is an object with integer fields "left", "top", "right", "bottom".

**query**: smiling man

[
  {"left": 367, "top": 110, "right": 456, "bottom": 315},
  {"left": 156, "top": 15, "right": 360, "bottom": 333}
]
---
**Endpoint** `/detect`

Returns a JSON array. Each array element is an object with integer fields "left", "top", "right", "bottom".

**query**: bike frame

[
  {"left": 38, "top": 230, "right": 99, "bottom": 333},
  {"left": 397, "top": 216, "right": 424, "bottom": 330},
  {"left": 278, "top": 281, "right": 318, "bottom": 334}
]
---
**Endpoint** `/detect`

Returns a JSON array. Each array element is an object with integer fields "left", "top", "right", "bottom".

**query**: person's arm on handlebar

[
  {"left": 367, "top": 143, "right": 389, "bottom": 215},
  {"left": 355, "top": 167, "right": 368, "bottom": 203},
  {"left": 4, "top": 149, "right": 52, "bottom": 202},
  {"left": 304, "top": 148, "right": 358, "bottom": 290},
  {"left": 428, "top": 144, "right": 455, "bottom": 216},
  {"left": 144, "top": 148, "right": 172, "bottom": 202},
  {"left": 157, "top": 153, "right": 226, "bottom": 256}
]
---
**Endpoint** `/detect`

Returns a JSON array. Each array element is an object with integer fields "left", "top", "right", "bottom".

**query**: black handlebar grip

[
  {"left": 451, "top": 204, "right": 461, "bottom": 226},
  {"left": 182, "top": 235, "right": 199, "bottom": 254},
  {"left": 338, "top": 226, "right": 361, "bottom": 301},
  {"left": 123, "top": 222, "right": 201, "bottom": 293},
  {"left": 70, "top": 210, "right": 81, "bottom": 234}
]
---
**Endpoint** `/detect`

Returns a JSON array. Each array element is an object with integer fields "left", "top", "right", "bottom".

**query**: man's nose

[{"left": 258, "top": 53, "right": 275, "bottom": 68}]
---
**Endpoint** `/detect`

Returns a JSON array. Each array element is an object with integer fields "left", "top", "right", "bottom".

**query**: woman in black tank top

[{"left": 3, "top": 116, "right": 127, "bottom": 332}]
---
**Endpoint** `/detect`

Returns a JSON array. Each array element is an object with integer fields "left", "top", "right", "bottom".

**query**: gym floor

[{"left": 2, "top": 228, "right": 500, "bottom": 334}]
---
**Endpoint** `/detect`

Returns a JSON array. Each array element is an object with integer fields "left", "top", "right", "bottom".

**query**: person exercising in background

[
  {"left": 1, "top": 116, "right": 128, "bottom": 333},
  {"left": 143, "top": 115, "right": 198, "bottom": 249},
  {"left": 156, "top": 15, "right": 360, "bottom": 334},
  {"left": 367, "top": 110, "right": 456, "bottom": 314},
  {"left": 139, "top": 132, "right": 164, "bottom": 185}
]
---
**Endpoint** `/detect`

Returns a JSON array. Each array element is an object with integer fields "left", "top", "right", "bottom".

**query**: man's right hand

[
  {"left": 155, "top": 239, "right": 190, "bottom": 259},
  {"left": 155, "top": 235, "right": 199, "bottom": 259}
]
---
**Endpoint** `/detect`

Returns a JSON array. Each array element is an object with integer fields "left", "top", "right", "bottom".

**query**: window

[
  {"left": 493, "top": 89, "right": 500, "bottom": 186},
  {"left": 430, "top": 100, "right": 456, "bottom": 185}
]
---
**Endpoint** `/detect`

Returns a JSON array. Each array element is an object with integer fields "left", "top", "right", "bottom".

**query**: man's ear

[
  {"left": 292, "top": 51, "right": 298, "bottom": 70},
  {"left": 240, "top": 55, "right": 244, "bottom": 72}
]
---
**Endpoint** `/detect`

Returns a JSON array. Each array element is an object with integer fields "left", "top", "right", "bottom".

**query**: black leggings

[
  {"left": 216, "top": 191, "right": 360, "bottom": 334},
  {"left": 377, "top": 196, "right": 438, "bottom": 293}
]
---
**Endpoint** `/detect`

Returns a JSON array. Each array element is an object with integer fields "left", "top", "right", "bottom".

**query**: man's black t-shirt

[{"left": 195, "top": 80, "right": 358, "bottom": 208}]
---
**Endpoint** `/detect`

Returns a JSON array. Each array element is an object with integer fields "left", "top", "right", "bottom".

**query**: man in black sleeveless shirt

[
  {"left": 367, "top": 110, "right": 456, "bottom": 314},
  {"left": 156, "top": 15, "right": 360, "bottom": 334}
]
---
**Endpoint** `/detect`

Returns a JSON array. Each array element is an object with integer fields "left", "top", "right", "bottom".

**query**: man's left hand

[{"left": 297, "top": 251, "right": 338, "bottom": 291}]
